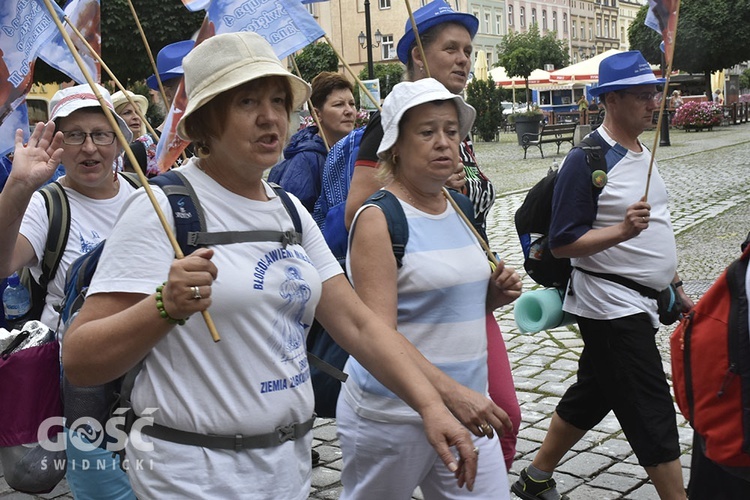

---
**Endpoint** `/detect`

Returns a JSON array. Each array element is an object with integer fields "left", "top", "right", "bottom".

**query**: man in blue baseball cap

[{"left": 512, "top": 50, "right": 693, "bottom": 500}]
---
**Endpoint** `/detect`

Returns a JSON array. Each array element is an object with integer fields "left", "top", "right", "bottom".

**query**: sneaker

[
  {"left": 511, "top": 468, "right": 569, "bottom": 500},
  {"left": 312, "top": 449, "right": 320, "bottom": 467}
]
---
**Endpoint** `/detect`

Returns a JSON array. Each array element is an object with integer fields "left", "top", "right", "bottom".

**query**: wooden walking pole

[
  {"left": 41, "top": 0, "right": 220, "bottom": 342},
  {"left": 405, "top": 0, "right": 431, "bottom": 78},
  {"left": 324, "top": 36, "right": 382, "bottom": 113},
  {"left": 644, "top": 0, "right": 681, "bottom": 201},
  {"left": 65, "top": 19, "right": 161, "bottom": 142},
  {"left": 125, "top": 0, "right": 188, "bottom": 163},
  {"left": 443, "top": 188, "right": 499, "bottom": 266},
  {"left": 290, "top": 55, "right": 330, "bottom": 151}
]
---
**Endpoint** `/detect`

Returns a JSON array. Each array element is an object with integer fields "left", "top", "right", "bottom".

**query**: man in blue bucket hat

[
  {"left": 512, "top": 50, "right": 693, "bottom": 500},
  {"left": 146, "top": 40, "right": 194, "bottom": 109}
]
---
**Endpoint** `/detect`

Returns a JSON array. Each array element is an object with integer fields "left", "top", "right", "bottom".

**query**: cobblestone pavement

[{"left": 3, "top": 123, "right": 749, "bottom": 499}]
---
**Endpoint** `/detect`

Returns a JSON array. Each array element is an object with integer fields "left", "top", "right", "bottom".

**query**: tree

[
  {"left": 465, "top": 76, "right": 503, "bottom": 142},
  {"left": 354, "top": 63, "right": 404, "bottom": 105},
  {"left": 629, "top": 0, "right": 750, "bottom": 98},
  {"left": 34, "top": 0, "right": 204, "bottom": 84},
  {"left": 496, "top": 25, "right": 569, "bottom": 105},
  {"left": 293, "top": 42, "right": 339, "bottom": 83},
  {"left": 740, "top": 68, "right": 750, "bottom": 94}
]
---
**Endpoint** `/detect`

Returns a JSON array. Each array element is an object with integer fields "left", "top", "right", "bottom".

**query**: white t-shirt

[
  {"left": 558, "top": 128, "right": 677, "bottom": 327},
  {"left": 19, "top": 176, "right": 137, "bottom": 330},
  {"left": 88, "top": 159, "right": 342, "bottom": 499}
]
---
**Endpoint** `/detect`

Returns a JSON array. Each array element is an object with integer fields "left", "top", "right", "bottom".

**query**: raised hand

[{"left": 11, "top": 122, "right": 64, "bottom": 191}]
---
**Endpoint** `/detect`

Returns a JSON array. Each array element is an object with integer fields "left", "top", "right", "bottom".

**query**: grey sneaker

[{"left": 511, "top": 468, "right": 569, "bottom": 500}]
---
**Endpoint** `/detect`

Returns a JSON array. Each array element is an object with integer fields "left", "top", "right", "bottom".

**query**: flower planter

[{"left": 514, "top": 114, "right": 544, "bottom": 146}]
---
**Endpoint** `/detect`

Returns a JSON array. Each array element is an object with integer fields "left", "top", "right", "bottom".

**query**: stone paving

[{"left": 3, "top": 122, "right": 750, "bottom": 499}]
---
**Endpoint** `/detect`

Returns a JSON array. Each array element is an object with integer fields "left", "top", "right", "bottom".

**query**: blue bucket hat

[
  {"left": 589, "top": 50, "right": 665, "bottom": 97},
  {"left": 396, "top": 0, "right": 478, "bottom": 64},
  {"left": 146, "top": 40, "right": 195, "bottom": 90}
]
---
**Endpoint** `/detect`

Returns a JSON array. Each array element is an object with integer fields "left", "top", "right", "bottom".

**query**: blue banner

[
  {"left": 0, "top": 102, "right": 28, "bottom": 156},
  {"left": 38, "top": 0, "right": 101, "bottom": 84},
  {"left": 207, "top": 0, "right": 325, "bottom": 60}
]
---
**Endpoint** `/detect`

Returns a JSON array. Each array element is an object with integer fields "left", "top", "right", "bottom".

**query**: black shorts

[{"left": 556, "top": 313, "right": 680, "bottom": 467}]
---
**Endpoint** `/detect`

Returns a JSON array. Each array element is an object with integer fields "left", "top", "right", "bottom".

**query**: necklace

[{"left": 396, "top": 181, "right": 445, "bottom": 213}]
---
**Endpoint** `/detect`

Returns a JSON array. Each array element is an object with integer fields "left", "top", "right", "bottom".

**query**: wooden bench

[{"left": 521, "top": 122, "right": 578, "bottom": 159}]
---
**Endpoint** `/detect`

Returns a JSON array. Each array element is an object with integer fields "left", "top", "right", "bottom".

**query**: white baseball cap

[{"left": 49, "top": 84, "right": 133, "bottom": 143}]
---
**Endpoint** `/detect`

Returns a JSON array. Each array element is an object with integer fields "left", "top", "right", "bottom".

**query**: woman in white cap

[
  {"left": 63, "top": 32, "right": 503, "bottom": 499},
  {"left": 0, "top": 83, "right": 137, "bottom": 499},
  {"left": 344, "top": 0, "right": 522, "bottom": 470},
  {"left": 341, "top": 78, "right": 520, "bottom": 499},
  {"left": 112, "top": 90, "right": 161, "bottom": 178}
]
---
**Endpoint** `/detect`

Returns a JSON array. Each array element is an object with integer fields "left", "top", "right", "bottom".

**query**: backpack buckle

[
  {"left": 280, "top": 230, "right": 301, "bottom": 248},
  {"left": 276, "top": 424, "right": 295, "bottom": 443}
]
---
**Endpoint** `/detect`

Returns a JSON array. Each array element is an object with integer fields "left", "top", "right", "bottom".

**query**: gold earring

[{"left": 195, "top": 142, "right": 210, "bottom": 159}]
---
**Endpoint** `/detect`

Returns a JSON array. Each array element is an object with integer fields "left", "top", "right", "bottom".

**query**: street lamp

[
  {"left": 591, "top": 44, "right": 597, "bottom": 58},
  {"left": 359, "top": 0, "right": 382, "bottom": 80}
]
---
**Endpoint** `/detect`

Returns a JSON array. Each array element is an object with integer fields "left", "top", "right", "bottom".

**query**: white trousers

[{"left": 336, "top": 397, "right": 510, "bottom": 500}]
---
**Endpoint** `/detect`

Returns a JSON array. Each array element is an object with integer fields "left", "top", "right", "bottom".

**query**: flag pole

[
  {"left": 644, "top": 0, "right": 681, "bottom": 201},
  {"left": 64, "top": 19, "right": 161, "bottom": 143},
  {"left": 289, "top": 55, "right": 330, "bottom": 151},
  {"left": 405, "top": 0, "right": 430, "bottom": 78},
  {"left": 40, "top": 0, "right": 220, "bottom": 342},
  {"left": 324, "top": 36, "right": 381, "bottom": 113},
  {"left": 125, "top": 0, "right": 169, "bottom": 118}
]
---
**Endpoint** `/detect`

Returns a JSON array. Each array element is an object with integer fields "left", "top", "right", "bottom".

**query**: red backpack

[{"left": 671, "top": 237, "right": 750, "bottom": 474}]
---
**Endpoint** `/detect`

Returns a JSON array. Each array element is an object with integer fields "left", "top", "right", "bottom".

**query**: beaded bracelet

[{"left": 155, "top": 282, "right": 186, "bottom": 325}]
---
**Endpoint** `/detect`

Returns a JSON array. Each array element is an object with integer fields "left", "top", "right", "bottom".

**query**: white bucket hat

[
  {"left": 377, "top": 78, "right": 476, "bottom": 158},
  {"left": 49, "top": 84, "right": 133, "bottom": 143},
  {"left": 177, "top": 32, "right": 311, "bottom": 141},
  {"left": 111, "top": 90, "right": 149, "bottom": 117}
]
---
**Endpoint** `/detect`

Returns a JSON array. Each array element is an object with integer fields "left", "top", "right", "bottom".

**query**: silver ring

[
  {"left": 642, "top": 216, "right": 647, "bottom": 222},
  {"left": 191, "top": 286, "right": 202, "bottom": 300},
  {"left": 473, "top": 446, "right": 480, "bottom": 456}
]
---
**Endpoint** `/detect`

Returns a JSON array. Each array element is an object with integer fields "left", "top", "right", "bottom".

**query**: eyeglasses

[
  {"left": 60, "top": 130, "right": 117, "bottom": 146},
  {"left": 619, "top": 91, "right": 657, "bottom": 103}
]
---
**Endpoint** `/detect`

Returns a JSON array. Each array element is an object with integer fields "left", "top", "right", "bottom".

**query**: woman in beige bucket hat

[{"left": 64, "top": 32, "right": 499, "bottom": 498}]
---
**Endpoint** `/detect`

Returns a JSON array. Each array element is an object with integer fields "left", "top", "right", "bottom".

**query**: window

[
  {"left": 589, "top": 24, "right": 593, "bottom": 40},
  {"left": 487, "top": 52, "right": 493, "bottom": 67},
  {"left": 379, "top": 0, "right": 390, "bottom": 9},
  {"left": 381, "top": 35, "right": 395, "bottom": 60},
  {"left": 596, "top": 18, "right": 601, "bottom": 37},
  {"left": 552, "top": 11, "right": 558, "bottom": 32},
  {"left": 604, "top": 19, "right": 609, "bottom": 38},
  {"left": 508, "top": 5, "right": 514, "bottom": 27},
  {"left": 485, "top": 13, "right": 491, "bottom": 34},
  {"left": 304, "top": 2, "right": 315, "bottom": 16},
  {"left": 496, "top": 14, "right": 502, "bottom": 34},
  {"left": 542, "top": 11, "right": 547, "bottom": 31},
  {"left": 612, "top": 21, "right": 617, "bottom": 39},
  {"left": 532, "top": 8, "right": 537, "bottom": 26},
  {"left": 520, "top": 7, "right": 525, "bottom": 28},
  {"left": 572, "top": 19, "right": 577, "bottom": 38},
  {"left": 581, "top": 23, "right": 585, "bottom": 40},
  {"left": 563, "top": 13, "right": 568, "bottom": 34}
]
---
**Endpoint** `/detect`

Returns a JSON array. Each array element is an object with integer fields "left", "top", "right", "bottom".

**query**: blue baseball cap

[
  {"left": 589, "top": 51, "right": 665, "bottom": 97},
  {"left": 396, "top": 0, "right": 478, "bottom": 64},
  {"left": 146, "top": 40, "right": 195, "bottom": 90}
]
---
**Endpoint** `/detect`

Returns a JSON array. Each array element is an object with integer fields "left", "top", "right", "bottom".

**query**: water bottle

[{"left": 3, "top": 272, "right": 31, "bottom": 331}]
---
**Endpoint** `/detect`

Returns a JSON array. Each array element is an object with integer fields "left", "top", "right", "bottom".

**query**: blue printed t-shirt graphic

[
  {"left": 255, "top": 247, "right": 315, "bottom": 368},
  {"left": 79, "top": 230, "right": 101, "bottom": 254}
]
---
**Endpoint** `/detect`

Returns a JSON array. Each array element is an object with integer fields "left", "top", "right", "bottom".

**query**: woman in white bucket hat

[
  {"left": 64, "top": 32, "right": 499, "bottom": 498},
  {"left": 341, "top": 78, "right": 520, "bottom": 499}
]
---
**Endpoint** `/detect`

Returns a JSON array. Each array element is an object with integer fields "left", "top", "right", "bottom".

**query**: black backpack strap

[
  {"left": 578, "top": 134, "right": 607, "bottom": 179},
  {"left": 574, "top": 266, "right": 660, "bottom": 299},
  {"left": 364, "top": 190, "right": 408, "bottom": 268},
  {"left": 118, "top": 171, "right": 143, "bottom": 189},
  {"left": 38, "top": 181, "right": 71, "bottom": 291},
  {"left": 149, "top": 170, "right": 207, "bottom": 256}
]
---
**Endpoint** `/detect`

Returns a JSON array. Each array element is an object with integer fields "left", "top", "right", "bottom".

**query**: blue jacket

[{"left": 268, "top": 126, "right": 327, "bottom": 212}]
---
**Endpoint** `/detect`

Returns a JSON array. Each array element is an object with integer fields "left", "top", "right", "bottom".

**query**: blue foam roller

[{"left": 514, "top": 288, "right": 576, "bottom": 333}]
